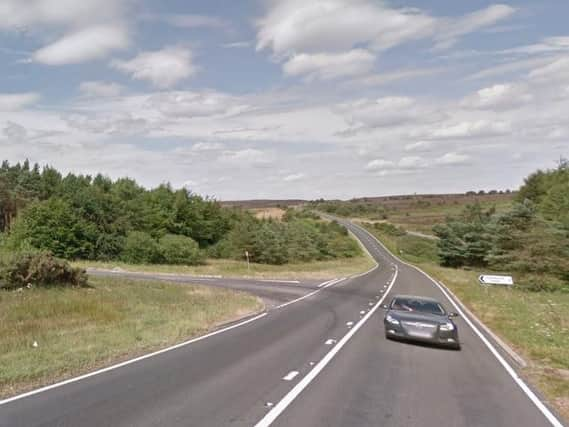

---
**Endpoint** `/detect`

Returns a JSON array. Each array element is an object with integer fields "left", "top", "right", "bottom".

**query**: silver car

[{"left": 383, "top": 294, "right": 461, "bottom": 350}]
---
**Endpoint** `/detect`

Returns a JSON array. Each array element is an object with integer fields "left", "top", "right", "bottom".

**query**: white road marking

[
  {"left": 346, "top": 321, "right": 354, "bottom": 327},
  {"left": 282, "top": 371, "right": 300, "bottom": 381},
  {"left": 360, "top": 311, "right": 366, "bottom": 315},
  {"left": 325, "top": 339, "right": 336, "bottom": 345},
  {"left": 254, "top": 268, "right": 399, "bottom": 427},
  {"left": 0, "top": 312, "right": 268, "bottom": 406},
  {"left": 276, "top": 278, "right": 345, "bottom": 309},
  {"left": 349, "top": 222, "right": 565, "bottom": 427}
]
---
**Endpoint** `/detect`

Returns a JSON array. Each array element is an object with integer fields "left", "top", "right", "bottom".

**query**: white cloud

[
  {"left": 365, "top": 159, "right": 395, "bottom": 171},
  {"left": 0, "top": 93, "right": 40, "bottom": 111},
  {"left": 191, "top": 142, "right": 225, "bottom": 152},
  {"left": 429, "top": 120, "right": 511, "bottom": 139},
  {"left": 79, "top": 81, "right": 124, "bottom": 98},
  {"left": 435, "top": 152, "right": 470, "bottom": 166},
  {"left": 283, "top": 173, "right": 305, "bottom": 182},
  {"left": 112, "top": 47, "right": 197, "bottom": 88},
  {"left": 146, "top": 14, "right": 230, "bottom": 30},
  {"left": 222, "top": 41, "right": 252, "bottom": 49},
  {"left": 461, "top": 83, "right": 533, "bottom": 110},
  {"left": 3, "top": 121, "right": 28, "bottom": 142},
  {"left": 528, "top": 57, "right": 569, "bottom": 83},
  {"left": 283, "top": 49, "right": 375, "bottom": 80},
  {"left": 147, "top": 91, "right": 248, "bottom": 117},
  {"left": 404, "top": 140, "right": 436, "bottom": 152},
  {"left": 33, "top": 25, "right": 129, "bottom": 65},
  {"left": 218, "top": 149, "right": 274, "bottom": 167},
  {"left": 434, "top": 4, "right": 516, "bottom": 49},
  {"left": 0, "top": 0, "right": 126, "bottom": 30},
  {"left": 256, "top": 1, "right": 515, "bottom": 79},
  {"left": 63, "top": 113, "right": 151, "bottom": 136}
]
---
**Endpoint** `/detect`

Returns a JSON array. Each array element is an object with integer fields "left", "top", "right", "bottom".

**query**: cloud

[
  {"left": 222, "top": 41, "right": 252, "bottom": 49},
  {"left": 3, "top": 121, "right": 28, "bottom": 142},
  {"left": 147, "top": 91, "right": 248, "bottom": 117},
  {"left": 0, "top": 93, "right": 40, "bottom": 111},
  {"left": 404, "top": 140, "right": 437, "bottom": 153},
  {"left": 218, "top": 149, "right": 274, "bottom": 167},
  {"left": 434, "top": 4, "right": 516, "bottom": 49},
  {"left": 112, "top": 47, "right": 197, "bottom": 88},
  {"left": 256, "top": 1, "right": 515, "bottom": 79},
  {"left": 283, "top": 173, "right": 305, "bottom": 182},
  {"left": 283, "top": 49, "right": 375, "bottom": 80},
  {"left": 353, "top": 67, "right": 445, "bottom": 87},
  {"left": 191, "top": 142, "right": 226, "bottom": 151},
  {"left": 79, "top": 81, "right": 124, "bottom": 98},
  {"left": 461, "top": 83, "right": 533, "bottom": 110},
  {"left": 428, "top": 120, "right": 511, "bottom": 139},
  {"left": 33, "top": 25, "right": 129, "bottom": 65},
  {"left": 365, "top": 159, "right": 395, "bottom": 171},
  {"left": 435, "top": 152, "right": 470, "bottom": 166},
  {"left": 528, "top": 57, "right": 569, "bottom": 83},
  {"left": 63, "top": 113, "right": 151, "bottom": 136}
]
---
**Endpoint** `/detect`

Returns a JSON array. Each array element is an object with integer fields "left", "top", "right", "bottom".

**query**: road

[{"left": 0, "top": 220, "right": 564, "bottom": 427}]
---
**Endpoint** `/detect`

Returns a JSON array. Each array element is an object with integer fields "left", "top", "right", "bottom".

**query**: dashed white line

[
  {"left": 325, "top": 339, "right": 336, "bottom": 345},
  {"left": 260, "top": 279, "right": 301, "bottom": 284},
  {"left": 254, "top": 267, "right": 399, "bottom": 427},
  {"left": 282, "top": 371, "right": 300, "bottom": 381}
]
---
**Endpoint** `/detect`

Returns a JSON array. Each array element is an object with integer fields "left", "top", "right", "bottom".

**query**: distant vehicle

[{"left": 383, "top": 294, "right": 460, "bottom": 350}]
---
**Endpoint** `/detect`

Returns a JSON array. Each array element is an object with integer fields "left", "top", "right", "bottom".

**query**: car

[{"left": 383, "top": 294, "right": 461, "bottom": 350}]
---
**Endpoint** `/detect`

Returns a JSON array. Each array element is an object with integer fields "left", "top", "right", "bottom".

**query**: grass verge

[
  {"left": 360, "top": 221, "right": 569, "bottom": 422},
  {"left": 74, "top": 255, "right": 376, "bottom": 281},
  {"left": 0, "top": 277, "right": 262, "bottom": 399}
]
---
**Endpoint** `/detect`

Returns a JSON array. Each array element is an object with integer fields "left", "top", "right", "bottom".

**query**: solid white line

[
  {"left": 254, "top": 268, "right": 399, "bottom": 427},
  {"left": 0, "top": 312, "right": 268, "bottom": 406},
  {"left": 348, "top": 222, "right": 564, "bottom": 427},
  {"left": 282, "top": 371, "right": 300, "bottom": 381},
  {"left": 260, "top": 279, "right": 301, "bottom": 284},
  {"left": 275, "top": 278, "right": 345, "bottom": 309},
  {"left": 317, "top": 278, "right": 336, "bottom": 288}
]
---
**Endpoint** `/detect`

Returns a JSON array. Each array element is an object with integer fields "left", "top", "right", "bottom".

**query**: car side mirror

[{"left": 448, "top": 312, "right": 459, "bottom": 318}]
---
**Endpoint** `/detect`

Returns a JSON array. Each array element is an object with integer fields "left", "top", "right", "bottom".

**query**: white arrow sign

[{"left": 479, "top": 275, "right": 514, "bottom": 286}]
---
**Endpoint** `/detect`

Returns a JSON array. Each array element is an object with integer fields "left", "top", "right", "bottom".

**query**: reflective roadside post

[{"left": 245, "top": 250, "right": 250, "bottom": 273}]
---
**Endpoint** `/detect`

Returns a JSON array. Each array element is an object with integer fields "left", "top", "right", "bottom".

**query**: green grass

[
  {"left": 0, "top": 277, "right": 262, "bottom": 398},
  {"left": 74, "top": 255, "right": 376, "bottom": 280},
  {"left": 362, "top": 222, "right": 569, "bottom": 421}
]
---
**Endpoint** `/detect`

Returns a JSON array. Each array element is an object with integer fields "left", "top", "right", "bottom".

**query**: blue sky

[{"left": 1, "top": 0, "right": 568, "bottom": 199}]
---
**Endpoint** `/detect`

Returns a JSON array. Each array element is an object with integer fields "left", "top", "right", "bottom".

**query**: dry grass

[
  {"left": 252, "top": 207, "right": 286, "bottom": 220},
  {"left": 75, "top": 254, "right": 376, "bottom": 281},
  {"left": 0, "top": 277, "right": 262, "bottom": 398}
]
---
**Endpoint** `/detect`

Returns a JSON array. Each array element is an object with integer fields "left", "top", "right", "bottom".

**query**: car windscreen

[{"left": 391, "top": 298, "right": 446, "bottom": 315}]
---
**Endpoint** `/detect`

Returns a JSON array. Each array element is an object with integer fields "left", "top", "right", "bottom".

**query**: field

[
  {"left": 0, "top": 277, "right": 262, "bottom": 398},
  {"left": 361, "top": 223, "right": 569, "bottom": 420}
]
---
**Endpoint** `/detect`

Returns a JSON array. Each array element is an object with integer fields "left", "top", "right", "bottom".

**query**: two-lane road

[{"left": 0, "top": 220, "right": 564, "bottom": 427}]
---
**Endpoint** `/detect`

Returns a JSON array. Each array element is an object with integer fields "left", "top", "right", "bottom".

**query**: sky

[{"left": 1, "top": 0, "right": 568, "bottom": 200}]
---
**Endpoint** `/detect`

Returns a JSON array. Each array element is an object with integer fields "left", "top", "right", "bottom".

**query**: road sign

[{"left": 479, "top": 275, "right": 514, "bottom": 286}]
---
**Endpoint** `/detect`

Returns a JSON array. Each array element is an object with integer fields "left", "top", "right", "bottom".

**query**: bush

[
  {"left": 159, "top": 234, "right": 203, "bottom": 265},
  {"left": 515, "top": 274, "right": 569, "bottom": 293},
  {"left": 122, "top": 231, "right": 161, "bottom": 264},
  {"left": 0, "top": 251, "right": 87, "bottom": 290}
]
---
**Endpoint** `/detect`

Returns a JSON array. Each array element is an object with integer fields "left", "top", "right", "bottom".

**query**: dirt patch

[{"left": 253, "top": 208, "right": 286, "bottom": 220}]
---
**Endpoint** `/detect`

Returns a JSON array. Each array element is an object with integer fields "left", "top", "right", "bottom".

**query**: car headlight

[
  {"left": 439, "top": 322, "right": 455, "bottom": 331},
  {"left": 385, "top": 314, "right": 400, "bottom": 325}
]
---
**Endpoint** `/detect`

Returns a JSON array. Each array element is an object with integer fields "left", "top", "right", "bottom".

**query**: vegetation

[
  {"left": 0, "top": 276, "right": 262, "bottom": 398},
  {"left": 433, "top": 161, "right": 569, "bottom": 292},
  {"left": 0, "top": 161, "right": 359, "bottom": 268},
  {"left": 0, "top": 251, "right": 87, "bottom": 290}
]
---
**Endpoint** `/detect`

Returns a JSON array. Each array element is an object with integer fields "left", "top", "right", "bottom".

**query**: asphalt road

[{"left": 0, "top": 220, "right": 564, "bottom": 427}]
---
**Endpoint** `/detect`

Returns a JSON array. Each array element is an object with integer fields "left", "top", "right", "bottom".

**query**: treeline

[
  {"left": 309, "top": 200, "right": 388, "bottom": 220},
  {"left": 0, "top": 160, "right": 360, "bottom": 267},
  {"left": 433, "top": 161, "right": 569, "bottom": 291}
]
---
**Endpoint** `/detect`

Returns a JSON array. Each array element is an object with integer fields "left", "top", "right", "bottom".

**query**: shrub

[
  {"left": 159, "top": 234, "right": 203, "bottom": 265},
  {"left": 0, "top": 251, "right": 87, "bottom": 290},
  {"left": 122, "top": 231, "right": 161, "bottom": 264}
]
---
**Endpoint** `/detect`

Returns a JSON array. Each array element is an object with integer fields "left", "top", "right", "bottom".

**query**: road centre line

[
  {"left": 282, "top": 371, "right": 300, "bottom": 381},
  {"left": 348, "top": 222, "right": 565, "bottom": 427},
  {"left": 0, "top": 312, "right": 268, "bottom": 407},
  {"left": 276, "top": 278, "right": 345, "bottom": 309},
  {"left": 255, "top": 267, "right": 399, "bottom": 427}
]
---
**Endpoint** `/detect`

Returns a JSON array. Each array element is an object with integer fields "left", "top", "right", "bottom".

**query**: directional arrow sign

[{"left": 479, "top": 275, "right": 514, "bottom": 286}]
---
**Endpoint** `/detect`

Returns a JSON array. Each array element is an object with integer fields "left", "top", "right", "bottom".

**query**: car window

[{"left": 391, "top": 298, "right": 446, "bottom": 315}]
